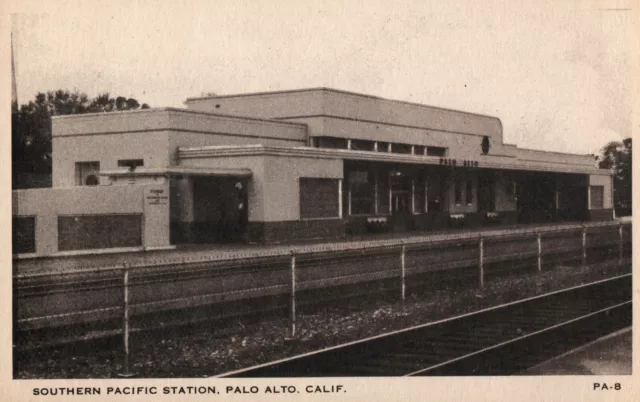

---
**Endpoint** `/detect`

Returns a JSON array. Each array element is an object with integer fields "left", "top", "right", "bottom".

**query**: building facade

[{"left": 13, "top": 88, "right": 614, "bottom": 256}]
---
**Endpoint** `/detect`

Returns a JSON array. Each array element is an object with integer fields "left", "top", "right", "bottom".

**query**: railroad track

[
  {"left": 218, "top": 274, "right": 632, "bottom": 377},
  {"left": 14, "top": 223, "right": 630, "bottom": 349}
]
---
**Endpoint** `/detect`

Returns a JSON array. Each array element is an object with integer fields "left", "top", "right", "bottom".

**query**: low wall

[
  {"left": 589, "top": 209, "right": 615, "bottom": 221},
  {"left": 345, "top": 211, "right": 519, "bottom": 236},
  {"left": 247, "top": 219, "right": 345, "bottom": 244},
  {"left": 12, "top": 183, "right": 171, "bottom": 257}
]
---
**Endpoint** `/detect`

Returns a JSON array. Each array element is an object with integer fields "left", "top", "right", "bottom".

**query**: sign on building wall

[
  {"left": 143, "top": 185, "right": 172, "bottom": 249},
  {"left": 146, "top": 188, "right": 169, "bottom": 206}
]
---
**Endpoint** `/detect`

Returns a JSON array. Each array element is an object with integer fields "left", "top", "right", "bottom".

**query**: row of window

[
  {"left": 312, "top": 136, "right": 447, "bottom": 157},
  {"left": 299, "top": 174, "right": 476, "bottom": 219},
  {"left": 75, "top": 159, "right": 144, "bottom": 186},
  {"left": 299, "top": 179, "right": 607, "bottom": 220}
]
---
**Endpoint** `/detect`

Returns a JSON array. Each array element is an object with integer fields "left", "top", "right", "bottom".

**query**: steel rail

[{"left": 216, "top": 273, "right": 631, "bottom": 377}]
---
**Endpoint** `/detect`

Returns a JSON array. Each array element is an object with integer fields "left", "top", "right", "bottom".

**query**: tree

[
  {"left": 598, "top": 138, "right": 632, "bottom": 215},
  {"left": 12, "top": 90, "right": 150, "bottom": 189}
]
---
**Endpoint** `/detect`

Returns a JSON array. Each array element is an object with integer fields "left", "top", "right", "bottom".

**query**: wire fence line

[{"left": 14, "top": 221, "right": 632, "bottom": 369}]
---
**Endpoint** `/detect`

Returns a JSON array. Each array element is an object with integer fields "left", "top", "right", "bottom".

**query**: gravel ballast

[{"left": 15, "top": 260, "right": 631, "bottom": 379}]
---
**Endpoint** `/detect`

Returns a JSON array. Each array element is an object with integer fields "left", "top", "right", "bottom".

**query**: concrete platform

[
  {"left": 523, "top": 327, "right": 632, "bottom": 375},
  {"left": 13, "top": 220, "right": 625, "bottom": 275}
]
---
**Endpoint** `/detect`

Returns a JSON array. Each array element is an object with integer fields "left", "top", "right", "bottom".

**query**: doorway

[
  {"left": 477, "top": 171, "right": 496, "bottom": 213},
  {"left": 390, "top": 173, "right": 412, "bottom": 232},
  {"left": 191, "top": 176, "right": 248, "bottom": 243}
]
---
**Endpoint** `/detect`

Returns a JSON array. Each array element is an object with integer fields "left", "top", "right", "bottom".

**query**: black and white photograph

[{"left": 4, "top": 0, "right": 637, "bottom": 400}]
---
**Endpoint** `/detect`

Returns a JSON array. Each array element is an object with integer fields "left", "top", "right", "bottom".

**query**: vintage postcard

[{"left": 1, "top": 0, "right": 638, "bottom": 400}]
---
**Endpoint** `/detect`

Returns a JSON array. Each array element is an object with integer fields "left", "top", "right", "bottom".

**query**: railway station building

[{"left": 13, "top": 88, "right": 614, "bottom": 257}]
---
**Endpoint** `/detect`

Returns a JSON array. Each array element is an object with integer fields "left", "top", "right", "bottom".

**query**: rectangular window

[
  {"left": 391, "top": 143, "right": 412, "bottom": 154},
  {"left": 414, "top": 178, "right": 426, "bottom": 213},
  {"left": 590, "top": 185, "right": 604, "bottom": 209},
  {"left": 58, "top": 214, "right": 142, "bottom": 251},
  {"left": 426, "top": 146, "right": 447, "bottom": 157},
  {"left": 300, "top": 178, "right": 340, "bottom": 219},
  {"left": 426, "top": 175, "right": 444, "bottom": 212},
  {"left": 349, "top": 171, "right": 374, "bottom": 215},
  {"left": 466, "top": 179, "right": 474, "bottom": 204},
  {"left": 315, "top": 137, "right": 348, "bottom": 149},
  {"left": 455, "top": 180, "right": 462, "bottom": 204},
  {"left": 350, "top": 139, "right": 375, "bottom": 151},
  {"left": 118, "top": 159, "right": 144, "bottom": 170},
  {"left": 13, "top": 216, "right": 36, "bottom": 254},
  {"left": 75, "top": 161, "right": 100, "bottom": 186}
]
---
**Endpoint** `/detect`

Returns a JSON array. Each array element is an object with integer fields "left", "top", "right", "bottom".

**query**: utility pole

[{"left": 11, "top": 32, "right": 19, "bottom": 112}]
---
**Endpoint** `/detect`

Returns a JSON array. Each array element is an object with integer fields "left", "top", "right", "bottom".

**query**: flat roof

[
  {"left": 51, "top": 107, "right": 308, "bottom": 128},
  {"left": 185, "top": 87, "right": 501, "bottom": 122}
]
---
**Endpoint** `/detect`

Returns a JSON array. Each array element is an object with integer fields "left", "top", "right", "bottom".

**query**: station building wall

[
  {"left": 52, "top": 131, "right": 170, "bottom": 187},
  {"left": 185, "top": 89, "right": 598, "bottom": 172},
  {"left": 177, "top": 153, "right": 343, "bottom": 243},
  {"left": 588, "top": 174, "right": 614, "bottom": 221},
  {"left": 166, "top": 109, "right": 307, "bottom": 157},
  {"left": 515, "top": 148, "right": 596, "bottom": 170},
  {"left": 52, "top": 108, "right": 308, "bottom": 188},
  {"left": 185, "top": 88, "right": 502, "bottom": 140},
  {"left": 284, "top": 116, "right": 515, "bottom": 160},
  {"left": 177, "top": 155, "right": 266, "bottom": 222},
  {"left": 185, "top": 88, "right": 510, "bottom": 157},
  {"left": 29, "top": 89, "right": 613, "bottom": 250},
  {"left": 185, "top": 90, "right": 327, "bottom": 121},
  {"left": 12, "top": 183, "right": 171, "bottom": 257}
]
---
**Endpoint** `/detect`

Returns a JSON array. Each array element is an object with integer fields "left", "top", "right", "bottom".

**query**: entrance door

[
  {"left": 477, "top": 172, "right": 495, "bottom": 212},
  {"left": 390, "top": 174, "right": 412, "bottom": 232},
  {"left": 192, "top": 176, "right": 249, "bottom": 243}
]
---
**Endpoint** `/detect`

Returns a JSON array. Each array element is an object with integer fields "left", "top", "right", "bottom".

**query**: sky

[{"left": 10, "top": 0, "right": 636, "bottom": 155}]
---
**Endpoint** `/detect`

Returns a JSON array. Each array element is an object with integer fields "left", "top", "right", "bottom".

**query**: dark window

[
  {"left": 391, "top": 143, "right": 412, "bottom": 154},
  {"left": 414, "top": 178, "right": 426, "bottom": 213},
  {"left": 58, "top": 214, "right": 142, "bottom": 251},
  {"left": 426, "top": 175, "right": 444, "bottom": 212},
  {"left": 350, "top": 139, "right": 375, "bottom": 151},
  {"left": 315, "top": 137, "right": 348, "bottom": 149},
  {"left": 118, "top": 159, "right": 144, "bottom": 171},
  {"left": 300, "top": 178, "right": 340, "bottom": 219},
  {"left": 481, "top": 136, "right": 491, "bottom": 154},
  {"left": 75, "top": 161, "right": 100, "bottom": 186},
  {"left": 590, "top": 186, "right": 604, "bottom": 209},
  {"left": 414, "top": 145, "right": 425, "bottom": 155},
  {"left": 349, "top": 171, "right": 374, "bottom": 215},
  {"left": 466, "top": 180, "right": 474, "bottom": 204},
  {"left": 13, "top": 216, "right": 36, "bottom": 254},
  {"left": 85, "top": 175, "right": 99, "bottom": 186},
  {"left": 426, "top": 147, "right": 447, "bottom": 157},
  {"left": 455, "top": 180, "right": 462, "bottom": 204}
]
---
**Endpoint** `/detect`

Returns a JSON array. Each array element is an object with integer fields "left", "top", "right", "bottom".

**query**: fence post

[
  {"left": 287, "top": 250, "right": 297, "bottom": 339},
  {"left": 537, "top": 232, "right": 542, "bottom": 272},
  {"left": 478, "top": 236, "right": 484, "bottom": 290},
  {"left": 581, "top": 226, "right": 587, "bottom": 266},
  {"left": 119, "top": 263, "right": 133, "bottom": 377},
  {"left": 618, "top": 223, "right": 623, "bottom": 265},
  {"left": 400, "top": 242, "right": 406, "bottom": 303}
]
